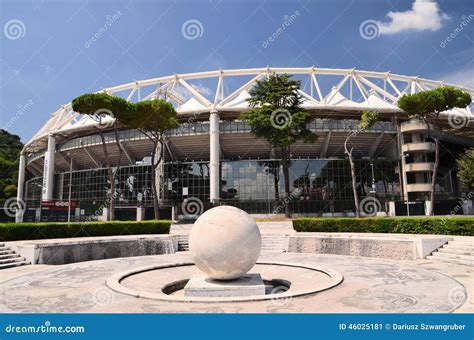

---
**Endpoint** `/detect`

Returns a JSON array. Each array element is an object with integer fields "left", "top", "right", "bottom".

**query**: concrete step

[
  {"left": 430, "top": 251, "right": 474, "bottom": 263},
  {"left": 447, "top": 241, "right": 474, "bottom": 248},
  {"left": 0, "top": 254, "right": 20, "bottom": 260},
  {"left": 0, "top": 250, "right": 15, "bottom": 255},
  {"left": 444, "top": 244, "right": 474, "bottom": 251},
  {"left": 438, "top": 248, "right": 474, "bottom": 256},
  {"left": 426, "top": 255, "right": 473, "bottom": 267},
  {"left": 0, "top": 260, "right": 30, "bottom": 270},
  {"left": 444, "top": 245, "right": 474, "bottom": 253},
  {"left": 0, "top": 257, "right": 27, "bottom": 265},
  {"left": 175, "top": 234, "right": 289, "bottom": 253}
]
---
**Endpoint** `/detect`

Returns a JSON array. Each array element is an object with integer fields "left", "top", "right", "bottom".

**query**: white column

[
  {"left": 15, "top": 153, "right": 26, "bottom": 223},
  {"left": 209, "top": 110, "right": 220, "bottom": 203},
  {"left": 42, "top": 134, "right": 56, "bottom": 201},
  {"left": 155, "top": 141, "right": 163, "bottom": 204},
  {"left": 136, "top": 207, "right": 145, "bottom": 221}
]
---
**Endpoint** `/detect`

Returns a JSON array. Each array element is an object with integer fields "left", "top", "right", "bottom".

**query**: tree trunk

[
  {"left": 99, "top": 132, "right": 115, "bottom": 221},
  {"left": 281, "top": 147, "right": 291, "bottom": 218},
  {"left": 428, "top": 138, "right": 440, "bottom": 216},
  {"left": 345, "top": 134, "right": 360, "bottom": 218},
  {"left": 150, "top": 139, "right": 163, "bottom": 220},
  {"left": 273, "top": 170, "right": 280, "bottom": 201}
]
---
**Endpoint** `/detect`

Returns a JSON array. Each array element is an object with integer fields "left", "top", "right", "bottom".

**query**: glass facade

[
  {"left": 26, "top": 159, "right": 401, "bottom": 218},
  {"left": 164, "top": 158, "right": 402, "bottom": 212}
]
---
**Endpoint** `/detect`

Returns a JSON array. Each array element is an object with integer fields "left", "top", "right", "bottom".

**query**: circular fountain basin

[{"left": 106, "top": 261, "right": 343, "bottom": 303}]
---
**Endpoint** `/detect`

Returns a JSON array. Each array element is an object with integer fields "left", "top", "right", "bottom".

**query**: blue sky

[{"left": 1, "top": 0, "right": 473, "bottom": 143}]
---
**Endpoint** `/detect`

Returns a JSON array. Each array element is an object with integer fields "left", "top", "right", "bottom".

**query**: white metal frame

[{"left": 24, "top": 67, "right": 473, "bottom": 154}]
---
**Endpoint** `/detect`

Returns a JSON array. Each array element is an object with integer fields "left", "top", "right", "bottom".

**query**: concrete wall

[
  {"left": 288, "top": 234, "right": 452, "bottom": 260},
  {"left": 12, "top": 235, "right": 178, "bottom": 265}
]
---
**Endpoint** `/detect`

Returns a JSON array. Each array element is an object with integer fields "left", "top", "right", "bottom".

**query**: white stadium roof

[{"left": 25, "top": 67, "right": 473, "bottom": 154}]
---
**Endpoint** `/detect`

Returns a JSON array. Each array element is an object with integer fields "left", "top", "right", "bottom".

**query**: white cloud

[
  {"left": 438, "top": 65, "right": 474, "bottom": 89},
  {"left": 378, "top": 0, "right": 449, "bottom": 35}
]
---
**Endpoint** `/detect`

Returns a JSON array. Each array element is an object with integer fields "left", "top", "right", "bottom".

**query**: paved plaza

[{"left": 0, "top": 251, "right": 471, "bottom": 313}]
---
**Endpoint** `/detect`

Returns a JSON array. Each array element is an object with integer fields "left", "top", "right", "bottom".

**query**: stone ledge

[
  {"left": 8, "top": 234, "right": 178, "bottom": 265},
  {"left": 289, "top": 233, "right": 452, "bottom": 260}
]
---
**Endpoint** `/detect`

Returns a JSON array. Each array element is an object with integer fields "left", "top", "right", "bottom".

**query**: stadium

[{"left": 15, "top": 67, "right": 474, "bottom": 222}]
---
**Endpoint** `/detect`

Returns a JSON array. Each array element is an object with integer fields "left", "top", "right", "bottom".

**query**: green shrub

[
  {"left": 0, "top": 220, "right": 171, "bottom": 241},
  {"left": 293, "top": 217, "right": 474, "bottom": 236}
]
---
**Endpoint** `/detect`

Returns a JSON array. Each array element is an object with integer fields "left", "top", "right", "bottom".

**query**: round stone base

[{"left": 106, "top": 261, "right": 343, "bottom": 302}]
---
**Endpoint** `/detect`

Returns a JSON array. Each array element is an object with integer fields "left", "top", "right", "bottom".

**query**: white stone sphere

[{"left": 189, "top": 205, "right": 261, "bottom": 280}]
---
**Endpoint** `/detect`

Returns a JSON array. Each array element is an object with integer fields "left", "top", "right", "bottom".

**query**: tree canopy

[
  {"left": 398, "top": 86, "right": 471, "bottom": 119},
  {"left": 457, "top": 148, "right": 474, "bottom": 190},
  {"left": 71, "top": 93, "right": 179, "bottom": 135},
  {"left": 71, "top": 93, "right": 132, "bottom": 118},
  {"left": 0, "top": 130, "right": 23, "bottom": 202},
  {"left": 118, "top": 99, "right": 179, "bottom": 136},
  {"left": 241, "top": 73, "right": 317, "bottom": 148},
  {"left": 358, "top": 110, "right": 378, "bottom": 130}
]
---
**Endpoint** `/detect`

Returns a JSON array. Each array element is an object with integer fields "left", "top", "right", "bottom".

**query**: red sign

[{"left": 41, "top": 200, "right": 77, "bottom": 210}]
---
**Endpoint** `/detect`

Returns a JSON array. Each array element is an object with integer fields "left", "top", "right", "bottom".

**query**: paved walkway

[{"left": 0, "top": 252, "right": 471, "bottom": 313}]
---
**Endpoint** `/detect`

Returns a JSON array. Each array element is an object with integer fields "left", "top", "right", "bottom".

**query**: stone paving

[{"left": 0, "top": 252, "right": 471, "bottom": 313}]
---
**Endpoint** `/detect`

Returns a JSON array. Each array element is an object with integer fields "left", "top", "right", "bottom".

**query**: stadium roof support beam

[
  {"left": 163, "top": 137, "right": 175, "bottom": 162},
  {"left": 28, "top": 162, "right": 44, "bottom": 177},
  {"left": 56, "top": 152, "right": 77, "bottom": 171},
  {"left": 119, "top": 141, "right": 135, "bottom": 165},
  {"left": 320, "top": 131, "right": 332, "bottom": 158},
  {"left": 357, "top": 76, "right": 397, "bottom": 103},
  {"left": 369, "top": 132, "right": 384, "bottom": 158},
  {"left": 323, "top": 74, "right": 350, "bottom": 104},
  {"left": 23, "top": 67, "right": 473, "bottom": 155},
  {"left": 218, "top": 73, "right": 265, "bottom": 107},
  {"left": 178, "top": 78, "right": 211, "bottom": 107},
  {"left": 214, "top": 73, "right": 224, "bottom": 104},
  {"left": 310, "top": 73, "right": 323, "bottom": 102},
  {"left": 82, "top": 146, "right": 101, "bottom": 168},
  {"left": 353, "top": 76, "right": 368, "bottom": 101}
]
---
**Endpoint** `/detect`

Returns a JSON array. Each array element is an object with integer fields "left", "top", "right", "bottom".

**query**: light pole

[
  {"left": 370, "top": 163, "right": 376, "bottom": 213},
  {"left": 401, "top": 153, "right": 413, "bottom": 217},
  {"left": 67, "top": 155, "right": 73, "bottom": 222}
]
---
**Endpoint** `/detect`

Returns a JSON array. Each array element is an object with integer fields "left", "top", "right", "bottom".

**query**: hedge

[
  {"left": 0, "top": 220, "right": 171, "bottom": 241},
  {"left": 293, "top": 217, "right": 474, "bottom": 236}
]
